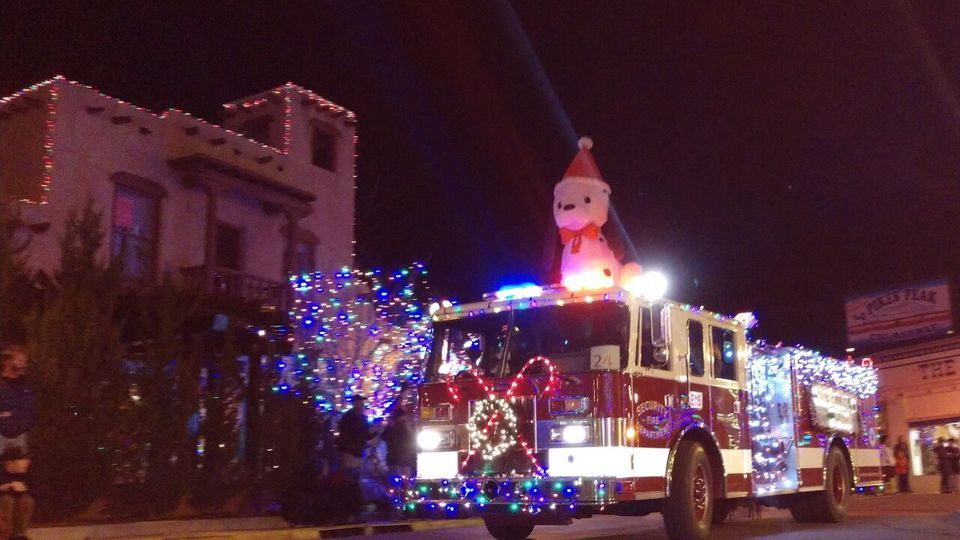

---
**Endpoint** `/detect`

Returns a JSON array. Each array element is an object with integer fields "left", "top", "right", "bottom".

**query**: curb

[
  {"left": 316, "top": 518, "right": 482, "bottom": 539},
  {"left": 31, "top": 518, "right": 482, "bottom": 540}
]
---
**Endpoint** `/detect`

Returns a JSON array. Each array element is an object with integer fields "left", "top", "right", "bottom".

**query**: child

[{"left": 0, "top": 446, "right": 33, "bottom": 540}]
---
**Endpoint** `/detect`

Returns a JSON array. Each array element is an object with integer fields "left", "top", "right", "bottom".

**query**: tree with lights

[
  {"left": 267, "top": 265, "right": 433, "bottom": 522},
  {"left": 284, "top": 264, "right": 433, "bottom": 420}
]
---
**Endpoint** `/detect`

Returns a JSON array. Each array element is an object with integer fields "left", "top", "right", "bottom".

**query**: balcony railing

[{"left": 181, "top": 265, "right": 287, "bottom": 313}]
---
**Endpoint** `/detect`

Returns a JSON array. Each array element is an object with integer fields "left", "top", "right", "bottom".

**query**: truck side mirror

[{"left": 651, "top": 302, "right": 668, "bottom": 348}]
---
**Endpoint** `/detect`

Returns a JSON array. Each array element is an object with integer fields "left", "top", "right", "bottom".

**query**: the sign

[
  {"left": 590, "top": 345, "right": 620, "bottom": 371},
  {"left": 809, "top": 383, "right": 859, "bottom": 434},
  {"left": 689, "top": 390, "right": 703, "bottom": 410},
  {"left": 845, "top": 279, "right": 952, "bottom": 347},
  {"left": 917, "top": 358, "right": 957, "bottom": 381},
  {"left": 875, "top": 353, "right": 960, "bottom": 392}
]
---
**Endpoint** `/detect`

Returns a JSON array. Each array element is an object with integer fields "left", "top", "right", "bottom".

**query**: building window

[
  {"left": 908, "top": 418, "right": 960, "bottom": 476},
  {"left": 711, "top": 327, "right": 736, "bottom": 380},
  {"left": 687, "top": 320, "right": 705, "bottom": 377},
  {"left": 238, "top": 116, "right": 272, "bottom": 146},
  {"left": 112, "top": 184, "right": 159, "bottom": 284},
  {"left": 311, "top": 125, "right": 337, "bottom": 171},
  {"left": 215, "top": 223, "right": 242, "bottom": 270}
]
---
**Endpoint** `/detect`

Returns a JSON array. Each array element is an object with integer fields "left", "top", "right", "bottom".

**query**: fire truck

[{"left": 402, "top": 282, "right": 882, "bottom": 539}]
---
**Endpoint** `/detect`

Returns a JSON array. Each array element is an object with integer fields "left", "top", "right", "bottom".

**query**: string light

[
  {"left": 287, "top": 263, "right": 432, "bottom": 419},
  {"left": 747, "top": 341, "right": 878, "bottom": 494},
  {"left": 449, "top": 356, "right": 558, "bottom": 475},
  {"left": 0, "top": 76, "right": 65, "bottom": 204},
  {"left": 3, "top": 76, "right": 361, "bottom": 204},
  {"left": 466, "top": 397, "right": 517, "bottom": 460},
  {"left": 40, "top": 80, "right": 59, "bottom": 203},
  {"left": 282, "top": 84, "right": 293, "bottom": 153},
  {"left": 221, "top": 82, "right": 357, "bottom": 155}
]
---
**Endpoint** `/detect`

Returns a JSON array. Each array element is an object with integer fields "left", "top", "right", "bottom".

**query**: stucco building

[
  {"left": 1, "top": 76, "right": 356, "bottom": 310},
  {"left": 872, "top": 335, "right": 960, "bottom": 492}
]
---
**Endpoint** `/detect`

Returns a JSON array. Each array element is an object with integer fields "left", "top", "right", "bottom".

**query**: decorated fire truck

[{"left": 398, "top": 138, "right": 882, "bottom": 539}]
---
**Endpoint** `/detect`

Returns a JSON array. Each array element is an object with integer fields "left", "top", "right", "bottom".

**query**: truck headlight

[
  {"left": 561, "top": 425, "right": 589, "bottom": 444},
  {"left": 549, "top": 424, "right": 590, "bottom": 445},
  {"left": 418, "top": 430, "right": 441, "bottom": 450},
  {"left": 418, "top": 429, "right": 457, "bottom": 450}
]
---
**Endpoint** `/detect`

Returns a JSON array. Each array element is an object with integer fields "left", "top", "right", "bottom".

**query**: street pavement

[
  {"left": 341, "top": 493, "right": 960, "bottom": 540},
  {"left": 27, "top": 492, "right": 960, "bottom": 539}
]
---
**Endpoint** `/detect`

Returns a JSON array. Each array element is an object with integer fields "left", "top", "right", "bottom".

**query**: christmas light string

[
  {"left": 40, "top": 80, "right": 59, "bottom": 204},
  {"left": 0, "top": 76, "right": 64, "bottom": 204},
  {"left": 3, "top": 76, "right": 359, "bottom": 204},
  {"left": 452, "top": 356, "right": 558, "bottom": 477},
  {"left": 747, "top": 341, "right": 879, "bottom": 494},
  {"left": 282, "top": 84, "right": 293, "bottom": 153},
  {"left": 286, "top": 263, "right": 432, "bottom": 419},
  {"left": 221, "top": 82, "right": 357, "bottom": 156}
]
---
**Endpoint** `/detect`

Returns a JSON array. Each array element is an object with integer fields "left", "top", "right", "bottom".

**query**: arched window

[{"left": 110, "top": 172, "right": 166, "bottom": 284}]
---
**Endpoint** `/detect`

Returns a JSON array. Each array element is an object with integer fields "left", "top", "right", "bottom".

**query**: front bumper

[{"left": 395, "top": 475, "right": 618, "bottom": 518}]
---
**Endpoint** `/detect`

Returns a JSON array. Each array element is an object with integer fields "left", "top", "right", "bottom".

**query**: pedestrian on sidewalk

[
  {"left": 0, "top": 446, "right": 34, "bottom": 540},
  {"left": 332, "top": 395, "right": 372, "bottom": 523},
  {"left": 0, "top": 346, "right": 35, "bottom": 456},
  {"left": 894, "top": 435, "right": 910, "bottom": 494},
  {"left": 381, "top": 405, "right": 417, "bottom": 480},
  {"left": 934, "top": 438, "right": 952, "bottom": 494},
  {"left": 336, "top": 395, "right": 372, "bottom": 475},
  {"left": 360, "top": 430, "right": 393, "bottom": 519},
  {"left": 879, "top": 435, "right": 896, "bottom": 493}
]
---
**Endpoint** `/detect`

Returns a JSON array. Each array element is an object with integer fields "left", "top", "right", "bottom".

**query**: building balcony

[{"left": 181, "top": 265, "right": 287, "bottom": 316}]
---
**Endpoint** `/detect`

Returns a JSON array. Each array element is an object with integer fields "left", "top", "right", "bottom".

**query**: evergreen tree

[
  {"left": 28, "top": 200, "right": 125, "bottom": 517},
  {"left": 0, "top": 202, "right": 34, "bottom": 344}
]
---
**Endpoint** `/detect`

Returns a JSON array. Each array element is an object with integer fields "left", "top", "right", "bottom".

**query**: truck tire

[
  {"left": 807, "top": 446, "right": 850, "bottom": 522},
  {"left": 483, "top": 518, "right": 535, "bottom": 539},
  {"left": 663, "top": 440, "right": 715, "bottom": 540}
]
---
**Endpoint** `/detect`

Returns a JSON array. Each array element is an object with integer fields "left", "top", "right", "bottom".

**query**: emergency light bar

[{"left": 493, "top": 283, "right": 544, "bottom": 300}]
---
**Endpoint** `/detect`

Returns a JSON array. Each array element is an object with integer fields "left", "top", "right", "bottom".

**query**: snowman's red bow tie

[{"left": 559, "top": 224, "right": 601, "bottom": 254}]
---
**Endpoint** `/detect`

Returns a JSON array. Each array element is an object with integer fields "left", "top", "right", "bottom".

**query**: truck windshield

[{"left": 427, "top": 301, "right": 629, "bottom": 381}]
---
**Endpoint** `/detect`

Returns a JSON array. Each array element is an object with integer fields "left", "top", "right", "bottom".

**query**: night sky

[{"left": 3, "top": 2, "right": 960, "bottom": 356}]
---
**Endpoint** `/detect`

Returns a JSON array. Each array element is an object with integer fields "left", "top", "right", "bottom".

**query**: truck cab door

[
  {"left": 679, "top": 317, "right": 711, "bottom": 432},
  {"left": 707, "top": 325, "right": 751, "bottom": 495}
]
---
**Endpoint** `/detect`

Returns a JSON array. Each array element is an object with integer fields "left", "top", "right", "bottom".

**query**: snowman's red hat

[{"left": 554, "top": 136, "right": 611, "bottom": 196}]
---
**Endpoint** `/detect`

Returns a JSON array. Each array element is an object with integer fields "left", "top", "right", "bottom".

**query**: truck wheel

[
  {"left": 807, "top": 446, "right": 851, "bottom": 522},
  {"left": 663, "top": 440, "right": 714, "bottom": 540},
  {"left": 483, "top": 517, "right": 535, "bottom": 539}
]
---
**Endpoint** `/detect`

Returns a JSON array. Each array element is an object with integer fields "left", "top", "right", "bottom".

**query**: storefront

[{"left": 873, "top": 335, "right": 960, "bottom": 492}]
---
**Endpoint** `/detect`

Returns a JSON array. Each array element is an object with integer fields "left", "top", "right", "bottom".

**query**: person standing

[
  {"left": 381, "top": 406, "right": 417, "bottom": 480},
  {"left": 894, "top": 435, "right": 910, "bottom": 494},
  {"left": 0, "top": 347, "right": 34, "bottom": 455},
  {"left": 332, "top": 395, "right": 373, "bottom": 523},
  {"left": 0, "top": 347, "right": 34, "bottom": 540},
  {"left": 336, "top": 395, "right": 371, "bottom": 474},
  {"left": 934, "top": 438, "right": 952, "bottom": 494},
  {"left": 0, "top": 446, "right": 33, "bottom": 540}
]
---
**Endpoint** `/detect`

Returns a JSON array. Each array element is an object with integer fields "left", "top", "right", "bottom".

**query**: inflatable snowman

[{"left": 554, "top": 137, "right": 642, "bottom": 290}]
